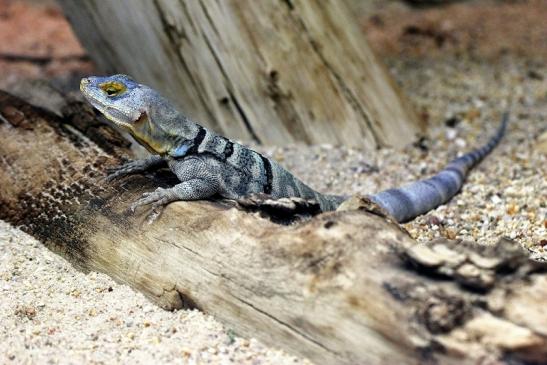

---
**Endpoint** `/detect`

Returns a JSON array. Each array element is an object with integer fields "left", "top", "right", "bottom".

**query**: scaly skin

[
  {"left": 80, "top": 74, "right": 508, "bottom": 222},
  {"left": 370, "top": 112, "right": 508, "bottom": 222}
]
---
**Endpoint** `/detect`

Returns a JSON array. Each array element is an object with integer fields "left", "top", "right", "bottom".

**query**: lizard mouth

[
  {"left": 102, "top": 107, "right": 134, "bottom": 129},
  {"left": 82, "top": 98, "right": 134, "bottom": 130}
]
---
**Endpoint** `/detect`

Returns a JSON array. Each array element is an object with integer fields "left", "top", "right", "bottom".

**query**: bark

[
  {"left": 57, "top": 0, "right": 422, "bottom": 150},
  {"left": 0, "top": 90, "right": 546, "bottom": 365}
]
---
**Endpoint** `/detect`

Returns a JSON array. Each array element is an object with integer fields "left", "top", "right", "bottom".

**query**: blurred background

[{"left": 0, "top": 0, "right": 544, "bottom": 89}]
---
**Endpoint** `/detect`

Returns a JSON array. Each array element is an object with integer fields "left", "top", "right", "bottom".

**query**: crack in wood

[
  {"left": 282, "top": 0, "right": 295, "bottom": 11},
  {"left": 307, "top": 40, "right": 381, "bottom": 147},
  {"left": 174, "top": 287, "right": 201, "bottom": 311},
  {"left": 177, "top": 0, "right": 198, "bottom": 34},
  {"left": 199, "top": 27, "right": 262, "bottom": 143},
  {"left": 153, "top": 0, "right": 219, "bottom": 130},
  {"left": 198, "top": 0, "right": 220, "bottom": 38},
  {"left": 281, "top": 2, "right": 382, "bottom": 147},
  {"left": 229, "top": 292, "right": 340, "bottom": 356},
  {"left": 265, "top": 70, "right": 311, "bottom": 143},
  {"left": 157, "top": 237, "right": 205, "bottom": 258},
  {"left": 227, "top": 88, "right": 262, "bottom": 144}
]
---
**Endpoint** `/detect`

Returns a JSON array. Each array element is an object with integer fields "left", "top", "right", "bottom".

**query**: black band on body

[
  {"left": 187, "top": 126, "right": 207, "bottom": 154},
  {"left": 223, "top": 140, "right": 234, "bottom": 159},
  {"left": 260, "top": 155, "right": 273, "bottom": 194}
]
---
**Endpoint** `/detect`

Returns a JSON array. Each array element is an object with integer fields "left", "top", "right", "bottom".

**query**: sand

[{"left": 0, "top": 220, "right": 311, "bottom": 365}]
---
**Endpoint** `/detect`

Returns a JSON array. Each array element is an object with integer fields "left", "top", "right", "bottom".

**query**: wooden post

[{"left": 58, "top": 0, "right": 422, "bottom": 149}]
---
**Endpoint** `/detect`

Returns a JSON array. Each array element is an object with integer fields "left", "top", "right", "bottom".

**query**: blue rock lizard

[{"left": 80, "top": 74, "right": 508, "bottom": 223}]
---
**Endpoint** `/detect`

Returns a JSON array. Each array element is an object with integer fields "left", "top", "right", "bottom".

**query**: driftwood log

[
  {"left": 58, "top": 0, "right": 422, "bottom": 150},
  {"left": 1, "top": 90, "right": 546, "bottom": 364}
]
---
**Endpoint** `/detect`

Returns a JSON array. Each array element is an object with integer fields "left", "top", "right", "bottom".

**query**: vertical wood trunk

[{"left": 58, "top": 0, "right": 422, "bottom": 149}]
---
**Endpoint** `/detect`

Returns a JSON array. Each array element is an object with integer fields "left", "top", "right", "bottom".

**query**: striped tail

[{"left": 370, "top": 112, "right": 509, "bottom": 223}]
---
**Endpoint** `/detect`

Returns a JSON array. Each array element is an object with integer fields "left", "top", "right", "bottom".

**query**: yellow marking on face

[
  {"left": 130, "top": 112, "right": 170, "bottom": 155},
  {"left": 99, "top": 81, "right": 127, "bottom": 97}
]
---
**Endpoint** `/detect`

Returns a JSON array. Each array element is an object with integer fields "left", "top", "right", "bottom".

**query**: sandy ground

[
  {"left": 0, "top": 0, "right": 546, "bottom": 364},
  {"left": 0, "top": 221, "right": 310, "bottom": 365}
]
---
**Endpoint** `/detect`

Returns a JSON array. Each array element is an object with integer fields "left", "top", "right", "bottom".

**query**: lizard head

[
  {"left": 80, "top": 74, "right": 149, "bottom": 130},
  {"left": 80, "top": 74, "right": 185, "bottom": 155}
]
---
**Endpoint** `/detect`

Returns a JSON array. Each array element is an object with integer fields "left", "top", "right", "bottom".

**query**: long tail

[{"left": 370, "top": 112, "right": 509, "bottom": 223}]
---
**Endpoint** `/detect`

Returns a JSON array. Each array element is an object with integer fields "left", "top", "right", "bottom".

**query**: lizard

[{"left": 80, "top": 74, "right": 508, "bottom": 223}]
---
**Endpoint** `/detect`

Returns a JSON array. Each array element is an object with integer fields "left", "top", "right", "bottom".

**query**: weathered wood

[
  {"left": 57, "top": 0, "right": 422, "bottom": 150},
  {"left": 1, "top": 91, "right": 546, "bottom": 364}
]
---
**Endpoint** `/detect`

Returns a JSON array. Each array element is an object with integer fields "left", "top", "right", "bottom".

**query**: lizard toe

[
  {"left": 105, "top": 160, "right": 151, "bottom": 182},
  {"left": 130, "top": 187, "right": 174, "bottom": 213},
  {"left": 104, "top": 171, "right": 125, "bottom": 182}
]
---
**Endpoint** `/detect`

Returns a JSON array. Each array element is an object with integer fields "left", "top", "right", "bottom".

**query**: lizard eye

[{"left": 99, "top": 81, "right": 127, "bottom": 97}]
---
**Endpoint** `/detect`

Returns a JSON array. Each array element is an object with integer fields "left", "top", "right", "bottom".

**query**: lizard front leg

[
  {"left": 106, "top": 155, "right": 167, "bottom": 181},
  {"left": 129, "top": 156, "right": 221, "bottom": 212}
]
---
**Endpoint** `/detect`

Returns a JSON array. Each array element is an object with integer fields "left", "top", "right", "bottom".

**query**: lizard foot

[{"left": 130, "top": 187, "right": 176, "bottom": 213}]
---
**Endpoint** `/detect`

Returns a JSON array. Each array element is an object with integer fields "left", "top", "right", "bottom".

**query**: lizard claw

[
  {"left": 129, "top": 187, "right": 175, "bottom": 213},
  {"left": 104, "top": 170, "right": 126, "bottom": 183}
]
